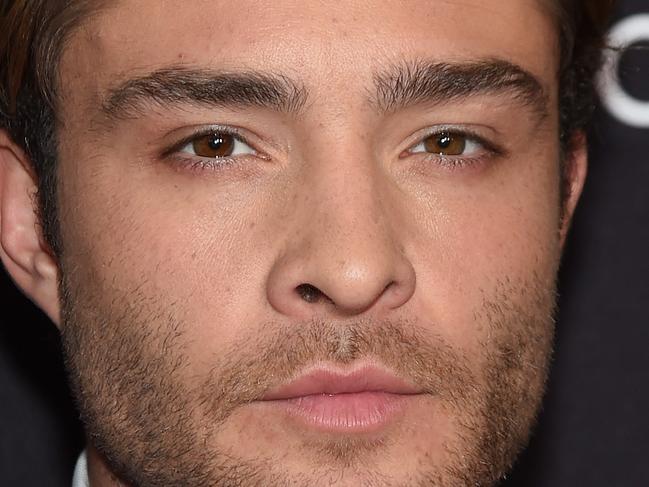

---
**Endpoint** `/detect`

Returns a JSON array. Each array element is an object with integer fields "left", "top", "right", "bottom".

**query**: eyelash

[
  {"left": 405, "top": 127, "right": 504, "bottom": 170},
  {"left": 161, "top": 125, "right": 504, "bottom": 173},
  {"left": 161, "top": 126, "right": 261, "bottom": 171}
]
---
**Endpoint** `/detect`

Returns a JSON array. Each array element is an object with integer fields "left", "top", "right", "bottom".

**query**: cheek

[
  {"left": 407, "top": 154, "right": 562, "bottom": 356},
  {"left": 57, "top": 136, "right": 561, "bottom": 373},
  {"left": 56, "top": 154, "right": 277, "bottom": 365}
]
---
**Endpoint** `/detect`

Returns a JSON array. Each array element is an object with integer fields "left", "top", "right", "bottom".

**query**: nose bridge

[
  {"left": 266, "top": 137, "right": 416, "bottom": 318},
  {"left": 309, "top": 150, "right": 392, "bottom": 259}
]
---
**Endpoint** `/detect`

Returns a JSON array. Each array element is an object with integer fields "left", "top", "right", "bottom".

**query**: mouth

[{"left": 259, "top": 363, "right": 424, "bottom": 433}]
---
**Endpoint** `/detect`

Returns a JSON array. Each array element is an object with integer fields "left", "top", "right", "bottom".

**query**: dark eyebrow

[
  {"left": 98, "top": 67, "right": 308, "bottom": 122},
  {"left": 372, "top": 59, "right": 548, "bottom": 120}
]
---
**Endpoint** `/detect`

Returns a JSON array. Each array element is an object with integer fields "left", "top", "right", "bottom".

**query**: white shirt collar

[{"left": 72, "top": 450, "right": 89, "bottom": 487}]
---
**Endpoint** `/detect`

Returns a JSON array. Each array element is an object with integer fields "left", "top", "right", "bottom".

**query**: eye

[
  {"left": 179, "top": 132, "right": 255, "bottom": 159},
  {"left": 409, "top": 131, "right": 482, "bottom": 157}
]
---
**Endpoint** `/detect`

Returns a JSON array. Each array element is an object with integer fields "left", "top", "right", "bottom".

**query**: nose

[{"left": 266, "top": 156, "right": 416, "bottom": 318}]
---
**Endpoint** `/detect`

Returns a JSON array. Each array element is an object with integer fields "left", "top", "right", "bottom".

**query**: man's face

[{"left": 51, "top": 0, "right": 569, "bottom": 485}]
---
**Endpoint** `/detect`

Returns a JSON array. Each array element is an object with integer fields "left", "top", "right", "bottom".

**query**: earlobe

[
  {"left": 559, "top": 132, "right": 589, "bottom": 248},
  {"left": 0, "top": 131, "right": 61, "bottom": 327}
]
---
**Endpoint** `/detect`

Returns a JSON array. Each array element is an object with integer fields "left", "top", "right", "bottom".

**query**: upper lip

[{"left": 262, "top": 364, "right": 422, "bottom": 400}]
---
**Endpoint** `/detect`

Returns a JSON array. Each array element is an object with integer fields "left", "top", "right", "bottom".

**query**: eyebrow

[
  {"left": 372, "top": 59, "right": 549, "bottom": 119},
  {"left": 97, "top": 59, "right": 547, "bottom": 125},
  {"left": 99, "top": 67, "right": 308, "bottom": 122}
]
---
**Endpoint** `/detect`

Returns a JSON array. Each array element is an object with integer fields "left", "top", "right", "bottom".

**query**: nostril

[
  {"left": 383, "top": 281, "right": 396, "bottom": 293},
  {"left": 296, "top": 283, "right": 324, "bottom": 303}
]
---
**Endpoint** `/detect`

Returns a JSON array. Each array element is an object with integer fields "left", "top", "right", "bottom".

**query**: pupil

[
  {"left": 437, "top": 134, "right": 452, "bottom": 149},
  {"left": 208, "top": 135, "right": 226, "bottom": 150}
]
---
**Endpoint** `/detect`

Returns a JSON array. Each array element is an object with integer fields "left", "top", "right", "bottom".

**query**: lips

[
  {"left": 262, "top": 364, "right": 422, "bottom": 400},
  {"left": 259, "top": 364, "right": 423, "bottom": 433}
]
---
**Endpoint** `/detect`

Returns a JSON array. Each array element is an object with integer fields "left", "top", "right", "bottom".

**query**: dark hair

[
  {"left": 0, "top": 0, "right": 617, "bottom": 255},
  {"left": 556, "top": 1, "right": 618, "bottom": 146},
  {"left": 0, "top": 0, "right": 100, "bottom": 255}
]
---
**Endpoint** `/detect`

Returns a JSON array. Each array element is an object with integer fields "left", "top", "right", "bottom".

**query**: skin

[{"left": 0, "top": 0, "right": 588, "bottom": 486}]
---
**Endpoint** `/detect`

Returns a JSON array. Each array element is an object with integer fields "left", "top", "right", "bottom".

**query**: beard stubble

[{"left": 60, "top": 271, "right": 556, "bottom": 487}]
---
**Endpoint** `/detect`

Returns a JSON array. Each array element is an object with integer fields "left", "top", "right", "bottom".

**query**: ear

[
  {"left": 0, "top": 131, "right": 61, "bottom": 327},
  {"left": 559, "top": 132, "right": 588, "bottom": 248}
]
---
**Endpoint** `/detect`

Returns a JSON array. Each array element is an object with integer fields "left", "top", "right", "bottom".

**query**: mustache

[{"left": 199, "top": 319, "right": 477, "bottom": 422}]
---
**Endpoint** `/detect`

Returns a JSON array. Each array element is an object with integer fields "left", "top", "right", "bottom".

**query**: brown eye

[
  {"left": 422, "top": 132, "right": 467, "bottom": 155},
  {"left": 192, "top": 133, "right": 236, "bottom": 158}
]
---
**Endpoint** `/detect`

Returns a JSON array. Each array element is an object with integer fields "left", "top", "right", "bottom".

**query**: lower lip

[{"left": 267, "top": 392, "right": 415, "bottom": 433}]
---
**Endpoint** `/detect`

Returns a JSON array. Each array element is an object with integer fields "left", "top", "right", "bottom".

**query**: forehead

[{"left": 61, "top": 0, "right": 558, "bottom": 101}]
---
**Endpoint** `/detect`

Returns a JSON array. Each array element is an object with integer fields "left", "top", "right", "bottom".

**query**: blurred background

[{"left": 1, "top": 1, "right": 648, "bottom": 485}]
